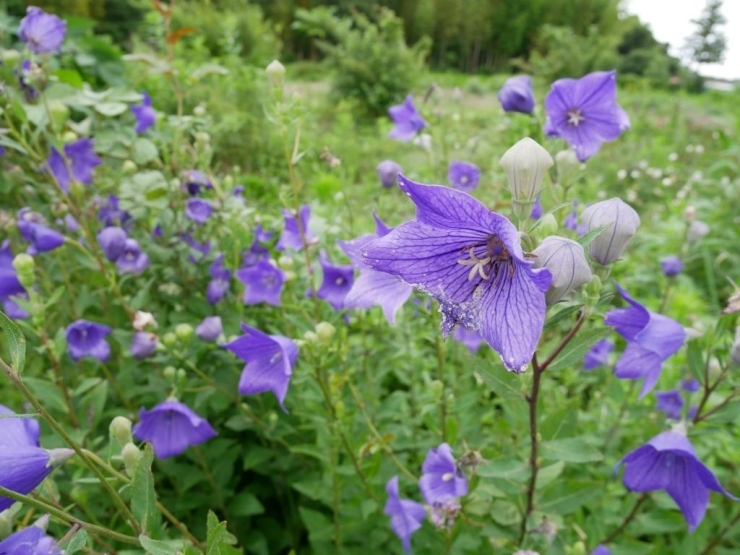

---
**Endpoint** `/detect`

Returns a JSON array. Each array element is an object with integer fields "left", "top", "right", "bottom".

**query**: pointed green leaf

[
  {"left": 0, "top": 310, "right": 26, "bottom": 373},
  {"left": 131, "top": 444, "right": 159, "bottom": 534}
]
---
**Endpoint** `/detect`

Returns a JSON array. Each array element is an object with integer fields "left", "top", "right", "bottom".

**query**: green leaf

[
  {"left": 577, "top": 225, "right": 609, "bottom": 249},
  {"left": 540, "top": 437, "right": 604, "bottom": 463},
  {"left": 545, "top": 327, "right": 612, "bottom": 373},
  {"left": 0, "top": 310, "right": 26, "bottom": 373},
  {"left": 139, "top": 535, "right": 183, "bottom": 555},
  {"left": 477, "top": 458, "right": 529, "bottom": 481},
  {"left": 133, "top": 138, "right": 159, "bottom": 165},
  {"left": 190, "top": 63, "right": 229, "bottom": 81},
  {"left": 544, "top": 303, "right": 583, "bottom": 330},
  {"left": 60, "top": 529, "right": 88, "bottom": 554},
  {"left": 490, "top": 499, "right": 520, "bottom": 525},
  {"left": 131, "top": 443, "right": 159, "bottom": 534},
  {"left": 206, "top": 510, "right": 240, "bottom": 555},
  {"left": 298, "top": 507, "right": 333, "bottom": 543},
  {"left": 539, "top": 483, "right": 602, "bottom": 514},
  {"left": 229, "top": 492, "right": 265, "bottom": 517},
  {"left": 94, "top": 102, "right": 129, "bottom": 116}
]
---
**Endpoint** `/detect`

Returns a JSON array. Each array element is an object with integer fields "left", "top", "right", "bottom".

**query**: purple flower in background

[
  {"left": 564, "top": 201, "right": 579, "bottom": 231},
  {"left": 45, "top": 139, "right": 102, "bottom": 193},
  {"left": 590, "top": 547, "right": 611, "bottom": 555},
  {"left": 606, "top": 283, "right": 686, "bottom": 398},
  {"left": 529, "top": 196, "right": 543, "bottom": 219},
  {"left": 182, "top": 170, "right": 212, "bottom": 196},
  {"left": 448, "top": 160, "right": 481, "bottom": 192},
  {"left": 242, "top": 225, "right": 273, "bottom": 267},
  {"left": 0, "top": 405, "right": 40, "bottom": 447},
  {"left": 17, "top": 209, "right": 64, "bottom": 255},
  {"left": 276, "top": 205, "right": 315, "bottom": 252},
  {"left": 185, "top": 199, "right": 213, "bottom": 225},
  {"left": 544, "top": 70, "right": 629, "bottom": 162},
  {"left": 66, "top": 319, "right": 112, "bottom": 362},
  {"left": 196, "top": 316, "right": 222, "bottom": 342},
  {"left": 18, "top": 59, "right": 39, "bottom": 100},
  {"left": 655, "top": 390, "right": 683, "bottom": 420},
  {"left": 362, "top": 175, "right": 551, "bottom": 372},
  {"left": 180, "top": 233, "right": 211, "bottom": 264},
  {"left": 616, "top": 431, "right": 737, "bottom": 531},
  {"left": 314, "top": 250, "right": 354, "bottom": 310},
  {"left": 453, "top": 327, "right": 484, "bottom": 354},
  {"left": 681, "top": 378, "right": 700, "bottom": 393},
  {"left": 0, "top": 526, "right": 61, "bottom": 555},
  {"left": 223, "top": 324, "right": 298, "bottom": 411},
  {"left": 384, "top": 476, "right": 426, "bottom": 553},
  {"left": 97, "top": 226, "right": 127, "bottom": 262},
  {"left": 18, "top": 6, "right": 66, "bottom": 54},
  {"left": 0, "top": 447, "right": 53, "bottom": 512},
  {"left": 116, "top": 239, "right": 149, "bottom": 275},
  {"left": 583, "top": 338, "right": 613, "bottom": 370},
  {"left": 661, "top": 256, "right": 683, "bottom": 277},
  {"left": 388, "top": 95, "right": 426, "bottom": 142},
  {"left": 0, "top": 241, "right": 29, "bottom": 319},
  {"left": 133, "top": 401, "right": 217, "bottom": 459},
  {"left": 498, "top": 75, "right": 535, "bottom": 114},
  {"left": 98, "top": 195, "right": 132, "bottom": 228},
  {"left": 63, "top": 214, "right": 79, "bottom": 233},
  {"left": 130, "top": 332, "right": 157, "bottom": 360},
  {"left": 377, "top": 160, "right": 403, "bottom": 188},
  {"left": 338, "top": 213, "right": 412, "bottom": 325},
  {"left": 131, "top": 91, "right": 156, "bottom": 134},
  {"left": 232, "top": 186, "right": 245, "bottom": 198},
  {"left": 206, "top": 255, "right": 230, "bottom": 304},
  {"left": 235, "top": 260, "right": 284, "bottom": 306},
  {"left": 419, "top": 443, "right": 468, "bottom": 505}
]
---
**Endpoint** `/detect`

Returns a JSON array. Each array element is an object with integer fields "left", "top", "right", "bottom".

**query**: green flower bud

[
  {"left": 175, "top": 323, "right": 193, "bottom": 341},
  {"left": 554, "top": 149, "right": 580, "bottom": 183},
  {"left": 278, "top": 255, "right": 294, "bottom": 269},
  {"left": 537, "top": 213, "right": 558, "bottom": 238},
  {"left": 429, "top": 379, "right": 444, "bottom": 401},
  {"left": 266, "top": 60, "right": 286, "bottom": 89},
  {"left": 109, "top": 416, "right": 133, "bottom": 445},
  {"left": 12, "top": 253, "right": 35, "bottom": 288},
  {"left": 315, "top": 322, "right": 336, "bottom": 344},
  {"left": 61, "top": 131, "right": 78, "bottom": 143},
  {"left": 334, "top": 400, "right": 345, "bottom": 419},
  {"left": 48, "top": 100, "right": 69, "bottom": 129},
  {"left": 176, "top": 368, "right": 187, "bottom": 383},
  {"left": 283, "top": 270, "right": 297, "bottom": 282},
  {"left": 223, "top": 175, "right": 234, "bottom": 188},
  {"left": 161, "top": 332, "right": 177, "bottom": 347},
  {"left": 121, "top": 442, "right": 142, "bottom": 476},
  {"left": 500, "top": 137, "right": 553, "bottom": 203},
  {"left": 303, "top": 330, "right": 318, "bottom": 344},
  {"left": 163, "top": 365, "right": 177, "bottom": 380},
  {"left": 193, "top": 104, "right": 206, "bottom": 117},
  {"left": 122, "top": 160, "right": 137, "bottom": 174}
]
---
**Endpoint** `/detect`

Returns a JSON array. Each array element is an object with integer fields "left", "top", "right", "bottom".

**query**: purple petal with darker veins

[
  {"left": 613, "top": 342, "right": 663, "bottom": 399},
  {"left": 133, "top": 401, "right": 216, "bottom": 459},
  {"left": 235, "top": 260, "right": 284, "bottom": 306},
  {"left": 344, "top": 271, "right": 412, "bottom": 325}
]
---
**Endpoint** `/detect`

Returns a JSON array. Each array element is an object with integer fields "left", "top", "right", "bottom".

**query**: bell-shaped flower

[
  {"left": 583, "top": 338, "right": 613, "bottom": 370},
  {"left": 377, "top": 160, "right": 403, "bottom": 188},
  {"left": 98, "top": 195, "right": 132, "bottom": 228},
  {"left": 362, "top": 175, "right": 551, "bottom": 372},
  {"left": 97, "top": 226, "right": 127, "bottom": 262},
  {"left": 418, "top": 443, "right": 468, "bottom": 505},
  {"left": 276, "top": 205, "right": 315, "bottom": 252},
  {"left": 182, "top": 170, "right": 212, "bottom": 196},
  {"left": 314, "top": 250, "right": 354, "bottom": 310},
  {"left": 45, "top": 139, "right": 102, "bottom": 193},
  {"left": 18, "top": 6, "right": 66, "bottom": 54},
  {"left": 131, "top": 91, "right": 156, "bottom": 134},
  {"left": 448, "top": 160, "right": 481, "bottom": 192},
  {"left": 499, "top": 137, "right": 554, "bottom": 204},
  {"left": 196, "top": 316, "right": 222, "bottom": 342},
  {"left": 581, "top": 198, "right": 640, "bottom": 265},
  {"left": 0, "top": 525, "right": 61, "bottom": 555},
  {"left": 235, "top": 259, "right": 284, "bottom": 306},
  {"left": 116, "top": 239, "right": 150, "bottom": 275},
  {"left": 544, "top": 70, "right": 629, "bottom": 162},
  {"left": 655, "top": 390, "right": 683, "bottom": 420},
  {"left": 388, "top": 95, "right": 426, "bottom": 142},
  {"left": 223, "top": 324, "right": 298, "bottom": 411},
  {"left": 498, "top": 75, "right": 535, "bottom": 114},
  {"left": 605, "top": 284, "right": 686, "bottom": 398},
  {"left": 660, "top": 256, "right": 683, "bottom": 277},
  {"left": 453, "top": 327, "right": 484, "bottom": 354},
  {"left": 17, "top": 209, "right": 64, "bottom": 255},
  {"left": 615, "top": 431, "right": 737, "bottom": 532},
  {"left": 529, "top": 196, "right": 543, "bottom": 219},
  {"left": 185, "top": 199, "right": 213, "bottom": 225},
  {"left": 0, "top": 241, "right": 28, "bottom": 318},
  {"left": 65, "top": 319, "right": 112, "bottom": 362},
  {"left": 206, "top": 254, "right": 230, "bottom": 304},
  {"left": 130, "top": 332, "right": 157, "bottom": 360},
  {"left": 133, "top": 401, "right": 217, "bottom": 459},
  {"left": 384, "top": 476, "right": 426, "bottom": 553},
  {"left": 532, "top": 236, "right": 591, "bottom": 305},
  {"left": 242, "top": 225, "right": 273, "bottom": 267}
]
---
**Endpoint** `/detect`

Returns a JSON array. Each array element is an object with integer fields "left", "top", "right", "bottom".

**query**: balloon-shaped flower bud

[
  {"left": 266, "top": 60, "right": 286, "bottom": 89},
  {"left": 377, "top": 160, "right": 402, "bottom": 189},
  {"left": 110, "top": 416, "right": 133, "bottom": 445},
  {"left": 499, "top": 138, "right": 553, "bottom": 219},
  {"left": 97, "top": 227, "right": 127, "bottom": 262},
  {"left": 581, "top": 198, "right": 640, "bottom": 265},
  {"left": 687, "top": 220, "right": 709, "bottom": 245},
  {"left": 121, "top": 442, "right": 142, "bottom": 476},
  {"left": 533, "top": 237, "right": 592, "bottom": 305},
  {"left": 554, "top": 149, "right": 580, "bottom": 183},
  {"left": 497, "top": 75, "right": 535, "bottom": 114}
]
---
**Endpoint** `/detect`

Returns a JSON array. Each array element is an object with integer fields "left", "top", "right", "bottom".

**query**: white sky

[{"left": 625, "top": 0, "right": 739, "bottom": 80}]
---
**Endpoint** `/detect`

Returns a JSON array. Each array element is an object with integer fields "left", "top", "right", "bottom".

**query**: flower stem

[
  {"left": 599, "top": 494, "right": 649, "bottom": 545},
  {"left": 699, "top": 507, "right": 740, "bottom": 554},
  {"left": 519, "top": 355, "right": 544, "bottom": 544},
  {"left": 435, "top": 333, "right": 448, "bottom": 442}
]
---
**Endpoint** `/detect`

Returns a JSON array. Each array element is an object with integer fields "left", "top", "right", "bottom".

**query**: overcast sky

[{"left": 626, "top": 0, "right": 739, "bottom": 80}]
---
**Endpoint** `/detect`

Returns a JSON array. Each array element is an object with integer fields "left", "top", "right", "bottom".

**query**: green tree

[{"left": 685, "top": 0, "right": 727, "bottom": 65}]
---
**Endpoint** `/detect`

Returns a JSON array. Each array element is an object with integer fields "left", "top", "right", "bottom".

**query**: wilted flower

[
  {"left": 499, "top": 137, "right": 554, "bottom": 205},
  {"left": 687, "top": 220, "right": 709, "bottom": 244},
  {"left": 429, "top": 498, "right": 461, "bottom": 530},
  {"left": 182, "top": 170, "right": 212, "bottom": 196},
  {"left": 581, "top": 198, "right": 640, "bottom": 265},
  {"left": 66, "top": 320, "right": 112, "bottom": 362},
  {"left": 453, "top": 327, "right": 484, "bottom": 354},
  {"left": 660, "top": 256, "right": 683, "bottom": 277},
  {"left": 544, "top": 70, "right": 629, "bottom": 162},
  {"left": 615, "top": 431, "right": 737, "bottom": 531},
  {"left": 98, "top": 195, "right": 132, "bottom": 228},
  {"left": 532, "top": 236, "right": 591, "bottom": 304},
  {"left": 314, "top": 250, "right": 354, "bottom": 310},
  {"left": 131, "top": 91, "right": 156, "bottom": 134},
  {"left": 0, "top": 241, "right": 29, "bottom": 319},
  {"left": 17, "top": 209, "right": 64, "bottom": 255},
  {"left": 133, "top": 401, "right": 217, "bottom": 459},
  {"left": 384, "top": 476, "right": 425, "bottom": 553},
  {"left": 388, "top": 95, "right": 426, "bottom": 142},
  {"left": 498, "top": 75, "right": 535, "bottom": 114},
  {"left": 206, "top": 254, "right": 230, "bottom": 304},
  {"left": 235, "top": 259, "right": 285, "bottom": 306},
  {"left": 97, "top": 226, "right": 127, "bottom": 262},
  {"left": 583, "top": 338, "right": 613, "bottom": 370},
  {"left": 655, "top": 390, "right": 683, "bottom": 420},
  {"left": 130, "top": 332, "right": 157, "bottom": 360},
  {"left": 606, "top": 284, "right": 686, "bottom": 398},
  {"left": 0, "top": 524, "right": 61, "bottom": 554},
  {"left": 223, "top": 324, "right": 298, "bottom": 410},
  {"left": 133, "top": 311, "right": 156, "bottom": 331},
  {"left": 276, "top": 205, "right": 315, "bottom": 252},
  {"left": 196, "top": 316, "right": 222, "bottom": 342},
  {"left": 362, "top": 175, "right": 551, "bottom": 372},
  {"left": 45, "top": 139, "right": 102, "bottom": 193},
  {"left": 447, "top": 160, "right": 481, "bottom": 192},
  {"left": 377, "top": 160, "right": 402, "bottom": 188},
  {"left": 185, "top": 199, "right": 213, "bottom": 225},
  {"left": 18, "top": 6, "right": 66, "bottom": 54},
  {"left": 418, "top": 443, "right": 468, "bottom": 505},
  {"left": 116, "top": 239, "right": 149, "bottom": 275}
]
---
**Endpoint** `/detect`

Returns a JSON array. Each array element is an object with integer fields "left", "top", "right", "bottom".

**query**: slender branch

[
  {"left": 538, "top": 311, "right": 587, "bottom": 372},
  {"left": 599, "top": 494, "right": 649, "bottom": 545},
  {"left": 694, "top": 387, "right": 740, "bottom": 423},
  {"left": 699, "top": 507, "right": 740, "bottom": 555},
  {"left": 693, "top": 359, "right": 729, "bottom": 424},
  {"left": 435, "top": 334, "right": 447, "bottom": 442},
  {"left": 519, "top": 355, "right": 544, "bottom": 544}
]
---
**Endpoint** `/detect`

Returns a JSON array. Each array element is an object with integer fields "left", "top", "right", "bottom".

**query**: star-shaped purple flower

[
  {"left": 45, "top": 139, "right": 102, "bottom": 193},
  {"left": 235, "top": 259, "right": 285, "bottom": 306},
  {"left": 314, "top": 250, "right": 354, "bottom": 310},
  {"left": 17, "top": 209, "right": 64, "bottom": 255},
  {"left": 66, "top": 319, "right": 112, "bottom": 362},
  {"left": 185, "top": 199, "right": 213, "bottom": 225},
  {"left": 418, "top": 443, "right": 468, "bottom": 505},
  {"left": 116, "top": 239, "right": 150, "bottom": 275},
  {"left": 655, "top": 390, "right": 683, "bottom": 420},
  {"left": 206, "top": 254, "right": 230, "bottom": 304},
  {"left": 605, "top": 284, "right": 686, "bottom": 398},
  {"left": 0, "top": 525, "right": 61, "bottom": 555},
  {"left": 448, "top": 160, "right": 481, "bottom": 192},
  {"left": 544, "top": 70, "right": 630, "bottom": 162},
  {"left": 223, "top": 324, "right": 298, "bottom": 411},
  {"left": 388, "top": 95, "right": 426, "bottom": 142},
  {"left": 362, "top": 175, "right": 551, "bottom": 372},
  {"left": 131, "top": 91, "right": 156, "bottom": 134},
  {"left": 384, "top": 476, "right": 426, "bottom": 553},
  {"left": 18, "top": 6, "right": 66, "bottom": 54},
  {"left": 583, "top": 338, "right": 613, "bottom": 370},
  {"left": 616, "top": 431, "right": 737, "bottom": 532},
  {"left": 276, "top": 205, "right": 315, "bottom": 252},
  {"left": 133, "top": 400, "right": 217, "bottom": 459},
  {"left": 498, "top": 75, "right": 535, "bottom": 114}
]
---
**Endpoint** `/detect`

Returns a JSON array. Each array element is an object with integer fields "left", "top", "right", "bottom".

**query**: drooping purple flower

[
  {"left": 361, "top": 175, "right": 552, "bottom": 372},
  {"left": 448, "top": 160, "right": 481, "bottom": 192},
  {"left": 337, "top": 213, "right": 412, "bottom": 325},
  {"left": 223, "top": 324, "right": 298, "bottom": 411},
  {"left": 97, "top": 226, "right": 127, "bottom": 262},
  {"left": 314, "top": 250, "right": 354, "bottom": 310},
  {"left": 660, "top": 256, "right": 683, "bottom": 277},
  {"left": 388, "top": 95, "right": 426, "bottom": 142},
  {"left": 0, "top": 241, "right": 28, "bottom": 317},
  {"left": 498, "top": 75, "right": 535, "bottom": 114},
  {"left": 18, "top": 6, "right": 66, "bottom": 54},
  {"left": 384, "top": 476, "right": 426, "bottom": 553},
  {"left": 235, "top": 260, "right": 284, "bottom": 306},
  {"left": 185, "top": 199, "right": 213, "bottom": 225},
  {"left": 276, "top": 205, "right": 315, "bottom": 252},
  {"left": 529, "top": 196, "right": 543, "bottom": 219},
  {"left": 182, "top": 170, "right": 212, "bottom": 196},
  {"left": 66, "top": 319, "right": 112, "bottom": 362},
  {"left": 418, "top": 443, "right": 468, "bottom": 505},
  {"left": 655, "top": 390, "right": 683, "bottom": 420},
  {"left": 98, "top": 195, "right": 132, "bottom": 228},
  {"left": 242, "top": 225, "right": 273, "bottom": 267},
  {"left": 0, "top": 525, "right": 61, "bottom": 555},
  {"left": 196, "top": 316, "right": 222, "bottom": 342},
  {"left": 590, "top": 547, "right": 611, "bottom": 555},
  {"left": 605, "top": 284, "right": 686, "bottom": 398},
  {"left": 377, "top": 160, "right": 403, "bottom": 188},
  {"left": 0, "top": 447, "right": 53, "bottom": 513},
  {"left": 681, "top": 378, "right": 700, "bottom": 393},
  {"left": 132, "top": 401, "right": 217, "bottom": 459},
  {"left": 0, "top": 405, "right": 40, "bottom": 447},
  {"left": 45, "top": 139, "right": 102, "bottom": 193},
  {"left": 17, "top": 209, "right": 64, "bottom": 255},
  {"left": 615, "top": 431, "right": 737, "bottom": 532},
  {"left": 544, "top": 71, "right": 629, "bottom": 162},
  {"left": 130, "top": 332, "right": 157, "bottom": 360},
  {"left": 206, "top": 254, "right": 230, "bottom": 304},
  {"left": 131, "top": 91, "right": 156, "bottom": 134},
  {"left": 453, "top": 327, "right": 484, "bottom": 354},
  {"left": 116, "top": 239, "right": 150, "bottom": 275},
  {"left": 583, "top": 338, "right": 614, "bottom": 370},
  {"left": 62, "top": 214, "right": 79, "bottom": 233}
]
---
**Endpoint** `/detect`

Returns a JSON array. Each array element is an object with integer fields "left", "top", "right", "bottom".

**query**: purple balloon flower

[
  {"left": 242, "top": 224, "right": 273, "bottom": 267},
  {"left": 337, "top": 213, "right": 412, "bottom": 325},
  {"left": 182, "top": 170, "right": 212, "bottom": 196},
  {"left": 0, "top": 241, "right": 28, "bottom": 319},
  {"left": 0, "top": 526, "right": 61, "bottom": 555},
  {"left": 583, "top": 338, "right": 613, "bottom": 370},
  {"left": 196, "top": 316, "right": 222, "bottom": 342},
  {"left": 97, "top": 226, "right": 127, "bottom": 262},
  {"left": 0, "top": 405, "right": 40, "bottom": 447},
  {"left": 131, "top": 91, "right": 156, "bottom": 134},
  {"left": 18, "top": 6, "right": 66, "bottom": 54},
  {"left": 98, "top": 195, "right": 132, "bottom": 228},
  {"left": 133, "top": 401, "right": 217, "bottom": 459},
  {"left": 660, "top": 256, "right": 683, "bottom": 277},
  {"left": 615, "top": 431, "right": 737, "bottom": 532},
  {"left": 235, "top": 259, "right": 285, "bottom": 306},
  {"left": 206, "top": 254, "right": 230, "bottom": 304},
  {"left": 529, "top": 196, "right": 543, "bottom": 219},
  {"left": 185, "top": 199, "right": 213, "bottom": 225},
  {"left": 377, "top": 160, "right": 403, "bottom": 188},
  {"left": 314, "top": 250, "right": 354, "bottom": 310},
  {"left": 17, "top": 209, "right": 64, "bottom": 255},
  {"left": 388, "top": 95, "right": 426, "bottom": 142},
  {"left": 544, "top": 70, "right": 630, "bottom": 162},
  {"left": 130, "top": 332, "right": 157, "bottom": 360},
  {"left": 362, "top": 175, "right": 551, "bottom": 373},
  {"left": 498, "top": 75, "right": 535, "bottom": 114},
  {"left": 447, "top": 160, "right": 481, "bottom": 192},
  {"left": 418, "top": 443, "right": 468, "bottom": 505},
  {"left": 45, "top": 139, "right": 102, "bottom": 193},
  {"left": 66, "top": 319, "right": 112, "bottom": 362},
  {"left": 223, "top": 324, "right": 298, "bottom": 411},
  {"left": 605, "top": 284, "right": 686, "bottom": 398},
  {"left": 453, "top": 327, "right": 484, "bottom": 354},
  {"left": 384, "top": 476, "right": 426, "bottom": 553},
  {"left": 681, "top": 377, "right": 700, "bottom": 393},
  {"left": 116, "top": 239, "right": 150, "bottom": 275},
  {"left": 276, "top": 205, "right": 315, "bottom": 252},
  {"left": 655, "top": 390, "right": 683, "bottom": 420}
]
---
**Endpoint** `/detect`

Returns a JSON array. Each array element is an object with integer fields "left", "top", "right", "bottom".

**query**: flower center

[
  {"left": 335, "top": 277, "right": 345, "bottom": 285},
  {"left": 441, "top": 472, "right": 454, "bottom": 482},
  {"left": 456, "top": 235, "right": 513, "bottom": 282},
  {"left": 567, "top": 109, "right": 585, "bottom": 127}
]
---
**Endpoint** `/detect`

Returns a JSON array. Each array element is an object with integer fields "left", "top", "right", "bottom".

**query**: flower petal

[
  {"left": 344, "top": 271, "right": 412, "bottom": 325},
  {"left": 613, "top": 342, "right": 663, "bottom": 399}
]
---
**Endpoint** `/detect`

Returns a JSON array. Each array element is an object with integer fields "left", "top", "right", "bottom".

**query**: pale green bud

[
  {"left": 163, "top": 365, "right": 177, "bottom": 379},
  {"left": 315, "top": 322, "right": 336, "bottom": 344},
  {"left": 12, "top": 253, "right": 35, "bottom": 288},
  {"left": 1, "top": 49, "right": 21, "bottom": 64},
  {"left": 122, "top": 160, "right": 137, "bottom": 174},
  {"left": 278, "top": 255, "right": 294, "bottom": 269},
  {"left": 283, "top": 270, "right": 297, "bottom": 282},
  {"left": 195, "top": 131, "right": 210, "bottom": 145},
  {"left": 193, "top": 104, "right": 206, "bottom": 117},
  {"left": 109, "top": 416, "right": 133, "bottom": 445},
  {"left": 532, "top": 237, "right": 592, "bottom": 305},
  {"left": 554, "top": 149, "right": 580, "bottom": 183},
  {"left": 266, "top": 60, "right": 286, "bottom": 89},
  {"left": 121, "top": 442, "right": 142, "bottom": 476},
  {"left": 48, "top": 100, "right": 69, "bottom": 129},
  {"left": 429, "top": 379, "right": 444, "bottom": 400},
  {"left": 175, "top": 323, "right": 193, "bottom": 341},
  {"left": 303, "top": 331, "right": 318, "bottom": 344},
  {"left": 500, "top": 137, "right": 553, "bottom": 203},
  {"left": 537, "top": 213, "right": 558, "bottom": 238},
  {"left": 161, "top": 332, "right": 177, "bottom": 347},
  {"left": 223, "top": 175, "right": 234, "bottom": 188},
  {"left": 334, "top": 400, "right": 345, "bottom": 419},
  {"left": 61, "top": 131, "right": 78, "bottom": 143},
  {"left": 583, "top": 274, "right": 602, "bottom": 303},
  {"left": 176, "top": 368, "right": 187, "bottom": 383},
  {"left": 581, "top": 198, "right": 640, "bottom": 265},
  {"left": 569, "top": 541, "right": 587, "bottom": 555}
]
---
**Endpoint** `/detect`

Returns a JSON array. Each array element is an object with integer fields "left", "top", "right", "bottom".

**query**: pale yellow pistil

[{"left": 457, "top": 247, "right": 491, "bottom": 281}]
